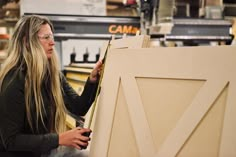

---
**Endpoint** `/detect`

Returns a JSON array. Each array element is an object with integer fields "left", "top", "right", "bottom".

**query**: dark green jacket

[{"left": 0, "top": 69, "right": 98, "bottom": 157}]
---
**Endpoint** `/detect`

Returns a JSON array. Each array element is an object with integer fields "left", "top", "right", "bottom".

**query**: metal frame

[{"left": 24, "top": 13, "right": 140, "bottom": 40}]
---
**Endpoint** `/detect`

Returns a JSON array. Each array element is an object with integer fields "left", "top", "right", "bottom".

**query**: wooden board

[
  {"left": 99, "top": 35, "right": 150, "bottom": 60},
  {"left": 86, "top": 35, "right": 150, "bottom": 129},
  {"left": 89, "top": 45, "right": 236, "bottom": 157}
]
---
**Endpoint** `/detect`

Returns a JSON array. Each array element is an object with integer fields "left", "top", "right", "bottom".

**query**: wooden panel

[
  {"left": 85, "top": 35, "right": 150, "bottom": 129},
  {"left": 107, "top": 83, "right": 140, "bottom": 157},
  {"left": 136, "top": 78, "right": 205, "bottom": 151},
  {"left": 64, "top": 66, "right": 92, "bottom": 94},
  {"left": 66, "top": 72, "right": 90, "bottom": 82},
  {"left": 110, "top": 35, "right": 150, "bottom": 49},
  {"left": 89, "top": 45, "right": 236, "bottom": 157}
]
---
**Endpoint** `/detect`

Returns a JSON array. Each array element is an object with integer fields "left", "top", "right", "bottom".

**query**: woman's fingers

[
  {"left": 59, "top": 127, "right": 92, "bottom": 150},
  {"left": 76, "top": 139, "right": 88, "bottom": 147},
  {"left": 89, "top": 60, "right": 103, "bottom": 82},
  {"left": 74, "top": 127, "right": 91, "bottom": 149},
  {"left": 72, "top": 143, "right": 82, "bottom": 150},
  {"left": 76, "top": 127, "right": 91, "bottom": 134},
  {"left": 72, "top": 136, "right": 89, "bottom": 150},
  {"left": 74, "top": 134, "right": 90, "bottom": 142}
]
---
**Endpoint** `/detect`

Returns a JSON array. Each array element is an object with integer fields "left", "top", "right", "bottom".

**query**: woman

[{"left": 0, "top": 15, "right": 102, "bottom": 157}]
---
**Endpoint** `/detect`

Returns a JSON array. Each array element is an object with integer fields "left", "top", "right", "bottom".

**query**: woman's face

[{"left": 37, "top": 24, "right": 55, "bottom": 59}]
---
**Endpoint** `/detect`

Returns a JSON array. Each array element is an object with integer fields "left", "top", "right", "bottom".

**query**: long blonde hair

[{"left": 0, "top": 15, "right": 66, "bottom": 133}]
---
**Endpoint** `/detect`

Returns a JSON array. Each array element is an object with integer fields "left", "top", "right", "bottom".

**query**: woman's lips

[{"left": 48, "top": 49, "right": 53, "bottom": 53}]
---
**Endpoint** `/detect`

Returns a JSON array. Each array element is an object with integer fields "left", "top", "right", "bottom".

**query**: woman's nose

[{"left": 49, "top": 40, "right": 55, "bottom": 45}]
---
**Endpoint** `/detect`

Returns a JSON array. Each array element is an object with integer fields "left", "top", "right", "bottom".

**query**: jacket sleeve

[
  {"left": 62, "top": 75, "right": 99, "bottom": 116},
  {"left": 0, "top": 72, "right": 59, "bottom": 153}
]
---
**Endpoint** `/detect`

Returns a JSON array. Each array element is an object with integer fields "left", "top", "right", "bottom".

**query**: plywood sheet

[{"left": 89, "top": 45, "right": 236, "bottom": 157}]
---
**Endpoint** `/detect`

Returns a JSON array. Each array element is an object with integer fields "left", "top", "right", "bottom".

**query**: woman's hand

[
  {"left": 59, "top": 127, "right": 91, "bottom": 150},
  {"left": 89, "top": 60, "right": 103, "bottom": 82}
]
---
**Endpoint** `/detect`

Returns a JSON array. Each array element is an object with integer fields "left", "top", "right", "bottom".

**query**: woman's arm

[
  {"left": 62, "top": 60, "right": 102, "bottom": 116},
  {"left": 62, "top": 75, "right": 99, "bottom": 116},
  {"left": 0, "top": 72, "right": 58, "bottom": 153}
]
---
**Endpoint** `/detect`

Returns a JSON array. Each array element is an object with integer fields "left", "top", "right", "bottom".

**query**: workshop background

[
  {"left": 1, "top": 0, "right": 236, "bottom": 66},
  {"left": 0, "top": 0, "right": 236, "bottom": 142}
]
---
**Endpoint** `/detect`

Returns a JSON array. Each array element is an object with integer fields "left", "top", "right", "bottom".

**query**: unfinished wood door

[
  {"left": 89, "top": 46, "right": 236, "bottom": 157},
  {"left": 85, "top": 35, "right": 150, "bottom": 130}
]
